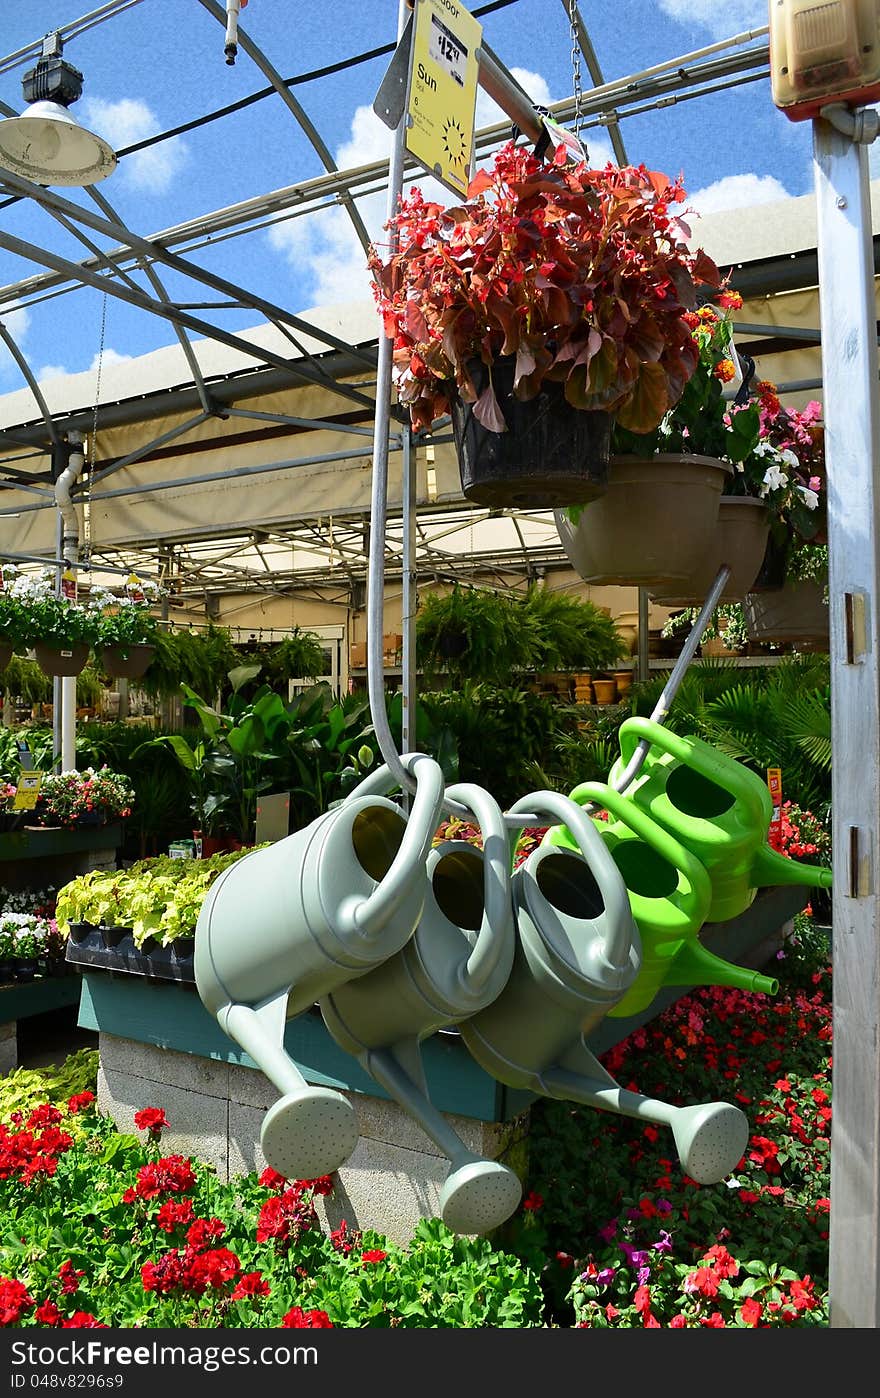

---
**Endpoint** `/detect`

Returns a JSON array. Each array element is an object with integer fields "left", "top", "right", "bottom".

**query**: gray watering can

[
  {"left": 321, "top": 780, "right": 522, "bottom": 1235},
  {"left": 194, "top": 751, "right": 446, "bottom": 1182},
  {"left": 460, "top": 791, "right": 750, "bottom": 1185}
]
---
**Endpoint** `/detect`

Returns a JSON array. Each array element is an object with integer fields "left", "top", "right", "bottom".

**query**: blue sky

[{"left": 0, "top": 0, "right": 818, "bottom": 398}]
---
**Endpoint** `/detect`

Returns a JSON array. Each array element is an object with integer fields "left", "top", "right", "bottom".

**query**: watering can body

[
  {"left": 462, "top": 791, "right": 750, "bottom": 1186},
  {"left": 461, "top": 791, "right": 641, "bottom": 1087},
  {"left": 193, "top": 754, "right": 446, "bottom": 1183},
  {"left": 320, "top": 782, "right": 524, "bottom": 1237},
  {"left": 606, "top": 715, "right": 833, "bottom": 923},
  {"left": 543, "top": 780, "right": 778, "bottom": 1016}
]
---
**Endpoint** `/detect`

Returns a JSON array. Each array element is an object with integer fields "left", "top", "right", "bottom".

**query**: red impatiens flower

[
  {"left": 703, "top": 1244, "right": 739, "bottom": 1280},
  {"left": 280, "top": 1306, "right": 333, "bottom": 1329},
  {"left": 361, "top": 1249, "right": 387, "bottom": 1265},
  {"left": 522, "top": 1191, "right": 544, "bottom": 1212},
  {"left": 58, "top": 1260, "right": 85, "bottom": 1295},
  {"left": 67, "top": 1091, "right": 96, "bottom": 1115},
  {"left": 683, "top": 1266, "right": 721, "bottom": 1298},
  {"left": 740, "top": 1296, "right": 763, "bottom": 1327},
  {"left": 231, "top": 1271, "right": 270, "bottom": 1301},
  {"left": 133, "top": 1107, "right": 169, "bottom": 1140}
]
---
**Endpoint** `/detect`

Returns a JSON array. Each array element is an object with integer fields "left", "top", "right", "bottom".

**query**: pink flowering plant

[{"left": 32, "top": 767, "right": 134, "bottom": 829}]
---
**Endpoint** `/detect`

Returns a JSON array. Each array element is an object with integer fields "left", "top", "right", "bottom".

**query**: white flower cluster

[
  {"left": 751, "top": 441, "right": 819, "bottom": 510},
  {"left": 87, "top": 575, "right": 165, "bottom": 612},
  {"left": 0, "top": 885, "right": 56, "bottom": 914},
  {"left": 0, "top": 911, "right": 56, "bottom": 960}
]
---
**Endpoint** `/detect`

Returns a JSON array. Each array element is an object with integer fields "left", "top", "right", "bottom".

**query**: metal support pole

[
  {"left": 636, "top": 587, "right": 650, "bottom": 683},
  {"left": 401, "top": 425, "right": 418, "bottom": 792},
  {"left": 813, "top": 113, "right": 880, "bottom": 1329},
  {"left": 51, "top": 512, "right": 63, "bottom": 764}
]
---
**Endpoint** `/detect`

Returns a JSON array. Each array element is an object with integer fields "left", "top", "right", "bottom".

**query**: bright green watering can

[
  {"left": 320, "top": 780, "right": 522, "bottom": 1236},
  {"left": 607, "top": 715, "right": 833, "bottom": 923},
  {"left": 461, "top": 792, "right": 749, "bottom": 1185},
  {"left": 543, "top": 780, "right": 779, "bottom": 1018},
  {"left": 194, "top": 752, "right": 446, "bottom": 1182}
]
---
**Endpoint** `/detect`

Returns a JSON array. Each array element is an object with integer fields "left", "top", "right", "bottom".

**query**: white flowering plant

[
  {"left": 607, "top": 300, "right": 824, "bottom": 548},
  {"left": 1, "top": 566, "right": 99, "bottom": 649},
  {"left": 88, "top": 575, "right": 164, "bottom": 656}
]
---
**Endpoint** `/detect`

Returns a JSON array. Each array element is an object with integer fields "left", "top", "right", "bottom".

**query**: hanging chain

[
  {"left": 83, "top": 290, "right": 108, "bottom": 568},
  {"left": 568, "top": 0, "right": 584, "bottom": 140}
]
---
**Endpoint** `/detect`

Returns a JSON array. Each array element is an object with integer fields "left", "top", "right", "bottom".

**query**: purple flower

[
  {"left": 597, "top": 1218, "right": 618, "bottom": 1244},
  {"left": 619, "top": 1244, "right": 650, "bottom": 1268},
  {"left": 652, "top": 1230, "right": 673, "bottom": 1254},
  {"left": 637, "top": 1265, "right": 651, "bottom": 1287},
  {"left": 655, "top": 1199, "right": 673, "bottom": 1216},
  {"left": 595, "top": 1267, "right": 616, "bottom": 1287}
]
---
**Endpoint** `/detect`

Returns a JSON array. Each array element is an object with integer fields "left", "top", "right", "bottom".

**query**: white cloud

[
  {"left": 686, "top": 172, "right": 792, "bottom": 216},
  {"left": 658, "top": 1, "right": 768, "bottom": 39},
  {"left": 35, "top": 345, "right": 132, "bottom": 384},
  {"left": 266, "top": 66, "right": 616, "bottom": 309},
  {"left": 0, "top": 302, "right": 32, "bottom": 383},
  {"left": 80, "top": 97, "right": 189, "bottom": 194}
]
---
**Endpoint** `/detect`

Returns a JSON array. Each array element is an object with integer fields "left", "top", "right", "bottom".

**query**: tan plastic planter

[
  {"left": 555, "top": 453, "right": 731, "bottom": 590},
  {"left": 744, "top": 578, "right": 829, "bottom": 646},
  {"left": 651, "top": 495, "right": 771, "bottom": 606}
]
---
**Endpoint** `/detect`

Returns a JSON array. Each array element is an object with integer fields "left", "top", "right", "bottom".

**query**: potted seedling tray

[{"left": 65, "top": 923, "right": 195, "bottom": 986}]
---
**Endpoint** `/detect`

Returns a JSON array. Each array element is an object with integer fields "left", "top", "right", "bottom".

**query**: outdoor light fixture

[{"left": 0, "top": 32, "right": 116, "bottom": 187}]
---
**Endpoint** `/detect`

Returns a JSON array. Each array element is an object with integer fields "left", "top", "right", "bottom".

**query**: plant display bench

[
  {"left": 76, "top": 883, "right": 806, "bottom": 1243},
  {"left": 0, "top": 975, "right": 82, "bottom": 1075},
  {"left": 0, "top": 824, "right": 123, "bottom": 893},
  {"left": 0, "top": 824, "right": 123, "bottom": 1074}
]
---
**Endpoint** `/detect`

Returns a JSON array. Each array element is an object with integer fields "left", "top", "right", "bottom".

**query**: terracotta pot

[
  {"left": 700, "top": 636, "right": 743, "bottom": 657},
  {"left": 650, "top": 496, "right": 771, "bottom": 606},
  {"left": 592, "top": 677, "right": 618, "bottom": 704},
  {"left": 613, "top": 669, "right": 634, "bottom": 696},
  {"left": 98, "top": 643, "right": 155, "bottom": 679},
  {"left": 33, "top": 642, "right": 90, "bottom": 677},
  {"left": 744, "top": 578, "right": 829, "bottom": 646},
  {"left": 555, "top": 453, "right": 731, "bottom": 590},
  {"left": 450, "top": 356, "right": 612, "bottom": 508}
]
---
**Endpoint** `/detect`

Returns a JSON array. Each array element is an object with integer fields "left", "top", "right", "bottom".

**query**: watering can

[
  {"left": 605, "top": 715, "right": 833, "bottom": 922},
  {"left": 194, "top": 751, "right": 446, "bottom": 1182},
  {"left": 463, "top": 791, "right": 750, "bottom": 1185},
  {"left": 544, "top": 780, "right": 778, "bottom": 1018},
  {"left": 321, "top": 780, "right": 521, "bottom": 1235}
]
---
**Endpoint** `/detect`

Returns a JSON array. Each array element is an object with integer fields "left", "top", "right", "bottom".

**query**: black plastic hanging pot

[{"left": 449, "top": 356, "right": 612, "bottom": 509}]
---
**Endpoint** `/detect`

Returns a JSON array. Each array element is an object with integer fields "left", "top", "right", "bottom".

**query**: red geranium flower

[
  {"left": 361, "top": 1249, "right": 387, "bottom": 1265},
  {"left": 280, "top": 1306, "right": 333, "bottom": 1329},
  {"left": 67, "top": 1092, "right": 96, "bottom": 1115},
  {"left": 231, "top": 1271, "right": 270, "bottom": 1301},
  {"left": 133, "top": 1107, "right": 169, "bottom": 1139},
  {"left": 58, "top": 1260, "right": 85, "bottom": 1295}
]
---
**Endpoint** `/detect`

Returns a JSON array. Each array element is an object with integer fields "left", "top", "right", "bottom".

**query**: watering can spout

[
  {"left": 657, "top": 939, "right": 779, "bottom": 1000},
  {"left": 751, "top": 843, "right": 833, "bottom": 896}
]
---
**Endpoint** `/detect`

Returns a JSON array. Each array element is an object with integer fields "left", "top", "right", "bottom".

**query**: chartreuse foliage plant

[
  {"left": 54, "top": 847, "right": 262, "bottom": 948},
  {"left": 0, "top": 1102, "right": 543, "bottom": 1329},
  {"left": 0, "top": 1049, "right": 97, "bottom": 1125}
]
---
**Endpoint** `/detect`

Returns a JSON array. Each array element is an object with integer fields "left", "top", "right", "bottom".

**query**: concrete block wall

[
  {"left": 96, "top": 1033, "right": 530, "bottom": 1245},
  {"left": 0, "top": 1020, "right": 15, "bottom": 1075}
]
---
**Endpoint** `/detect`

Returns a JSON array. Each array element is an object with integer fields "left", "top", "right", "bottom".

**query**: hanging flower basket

[
  {"left": 744, "top": 579, "right": 829, "bottom": 647},
  {"left": 449, "top": 356, "right": 612, "bottom": 508},
  {"left": 97, "top": 643, "right": 156, "bottom": 679},
  {"left": 33, "top": 641, "right": 91, "bottom": 678},
  {"left": 650, "top": 495, "right": 771, "bottom": 606},
  {"left": 555, "top": 453, "right": 731, "bottom": 590}
]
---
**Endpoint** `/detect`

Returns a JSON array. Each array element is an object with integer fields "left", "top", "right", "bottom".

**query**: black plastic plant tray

[{"left": 65, "top": 923, "right": 196, "bottom": 986}]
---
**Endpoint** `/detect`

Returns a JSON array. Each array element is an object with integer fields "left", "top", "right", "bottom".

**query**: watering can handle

[
  {"left": 509, "top": 789, "right": 635, "bottom": 970},
  {"left": 567, "top": 779, "right": 713, "bottom": 914},
  {"left": 443, "top": 781, "right": 513, "bottom": 996},
  {"left": 617, "top": 716, "right": 768, "bottom": 824},
  {"left": 344, "top": 752, "right": 446, "bottom": 941}
]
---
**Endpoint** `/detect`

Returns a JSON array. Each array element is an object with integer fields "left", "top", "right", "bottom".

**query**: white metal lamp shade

[{"left": 0, "top": 100, "right": 116, "bottom": 186}]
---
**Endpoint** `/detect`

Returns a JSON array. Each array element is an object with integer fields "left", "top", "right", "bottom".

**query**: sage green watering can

[
  {"left": 608, "top": 716, "right": 833, "bottom": 923},
  {"left": 463, "top": 791, "right": 749, "bottom": 1185},
  {"left": 321, "top": 781, "right": 521, "bottom": 1235},
  {"left": 544, "top": 780, "right": 778, "bottom": 1018},
  {"left": 194, "top": 751, "right": 446, "bottom": 1182}
]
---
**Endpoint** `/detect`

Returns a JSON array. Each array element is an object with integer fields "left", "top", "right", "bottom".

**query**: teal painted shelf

[
  {"left": 0, "top": 974, "right": 82, "bottom": 1026},
  {"left": 0, "top": 824, "right": 122, "bottom": 862},
  {"left": 77, "top": 975, "right": 531, "bottom": 1123}
]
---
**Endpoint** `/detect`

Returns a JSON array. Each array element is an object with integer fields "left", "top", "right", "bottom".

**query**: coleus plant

[{"left": 369, "top": 141, "right": 721, "bottom": 436}]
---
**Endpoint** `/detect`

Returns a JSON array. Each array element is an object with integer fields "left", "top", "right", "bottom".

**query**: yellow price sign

[
  {"left": 406, "top": 0, "right": 482, "bottom": 197},
  {"left": 12, "top": 770, "right": 42, "bottom": 811}
]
